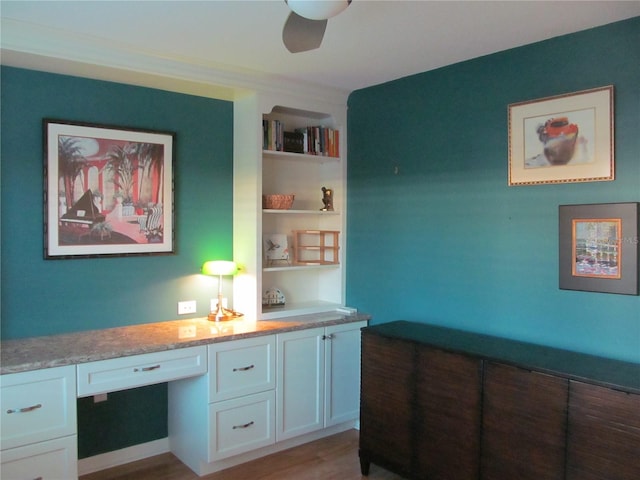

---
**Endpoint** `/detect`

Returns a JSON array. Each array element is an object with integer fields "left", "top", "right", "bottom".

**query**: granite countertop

[{"left": 1, "top": 312, "right": 370, "bottom": 375}]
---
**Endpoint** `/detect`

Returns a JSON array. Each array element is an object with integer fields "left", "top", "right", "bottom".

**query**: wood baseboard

[{"left": 78, "top": 438, "right": 170, "bottom": 476}]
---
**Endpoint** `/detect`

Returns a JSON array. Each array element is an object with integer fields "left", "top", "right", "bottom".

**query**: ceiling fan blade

[{"left": 282, "top": 11, "right": 328, "bottom": 53}]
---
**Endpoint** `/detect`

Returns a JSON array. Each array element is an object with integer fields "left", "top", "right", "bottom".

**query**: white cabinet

[
  {"left": 1, "top": 365, "right": 78, "bottom": 479},
  {"left": 169, "top": 322, "right": 364, "bottom": 476},
  {"left": 277, "top": 321, "right": 366, "bottom": 442},
  {"left": 168, "top": 336, "right": 277, "bottom": 475},
  {"left": 233, "top": 96, "right": 347, "bottom": 321},
  {"left": 207, "top": 336, "right": 276, "bottom": 461}
]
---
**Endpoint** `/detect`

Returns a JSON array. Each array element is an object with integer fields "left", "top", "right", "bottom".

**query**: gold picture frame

[{"left": 508, "top": 86, "right": 614, "bottom": 186}]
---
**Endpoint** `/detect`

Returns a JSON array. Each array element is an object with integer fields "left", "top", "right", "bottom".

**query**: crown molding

[{"left": 0, "top": 18, "right": 349, "bottom": 105}]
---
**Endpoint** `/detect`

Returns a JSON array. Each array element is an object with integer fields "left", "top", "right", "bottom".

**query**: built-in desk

[{"left": 1, "top": 312, "right": 369, "bottom": 478}]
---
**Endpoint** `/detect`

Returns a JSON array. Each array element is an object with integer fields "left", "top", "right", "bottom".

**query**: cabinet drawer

[
  {"left": 209, "top": 336, "right": 275, "bottom": 402},
  {"left": 77, "top": 346, "right": 206, "bottom": 397},
  {"left": 209, "top": 390, "right": 275, "bottom": 461},
  {"left": 0, "top": 435, "right": 78, "bottom": 480},
  {"left": 1, "top": 366, "right": 76, "bottom": 450}
]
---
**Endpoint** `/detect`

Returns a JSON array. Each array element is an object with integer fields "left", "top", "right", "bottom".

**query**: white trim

[
  {"left": 0, "top": 18, "right": 349, "bottom": 104},
  {"left": 77, "top": 437, "right": 169, "bottom": 476}
]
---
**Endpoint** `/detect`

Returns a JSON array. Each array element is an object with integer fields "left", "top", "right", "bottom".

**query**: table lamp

[{"left": 202, "top": 260, "right": 243, "bottom": 321}]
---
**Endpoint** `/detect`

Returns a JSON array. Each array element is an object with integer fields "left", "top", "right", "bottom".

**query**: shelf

[
  {"left": 262, "top": 209, "right": 339, "bottom": 215},
  {"left": 263, "top": 263, "right": 339, "bottom": 273},
  {"left": 263, "top": 149, "right": 340, "bottom": 163},
  {"left": 261, "top": 301, "right": 343, "bottom": 320},
  {"left": 231, "top": 102, "right": 346, "bottom": 321}
]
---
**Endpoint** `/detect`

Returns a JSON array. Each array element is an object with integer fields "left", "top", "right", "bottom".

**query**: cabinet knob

[{"left": 322, "top": 334, "right": 334, "bottom": 340}]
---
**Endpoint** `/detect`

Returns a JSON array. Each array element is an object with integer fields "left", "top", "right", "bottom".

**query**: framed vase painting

[
  {"left": 509, "top": 86, "right": 614, "bottom": 186},
  {"left": 44, "top": 119, "right": 175, "bottom": 259},
  {"left": 559, "top": 203, "right": 638, "bottom": 295}
]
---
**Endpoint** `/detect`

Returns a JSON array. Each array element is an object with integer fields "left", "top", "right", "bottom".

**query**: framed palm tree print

[{"left": 44, "top": 119, "right": 175, "bottom": 259}]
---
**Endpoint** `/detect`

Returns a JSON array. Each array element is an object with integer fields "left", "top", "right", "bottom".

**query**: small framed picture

[
  {"left": 559, "top": 203, "right": 638, "bottom": 295},
  {"left": 509, "top": 86, "right": 614, "bottom": 186},
  {"left": 263, "top": 233, "right": 290, "bottom": 266}
]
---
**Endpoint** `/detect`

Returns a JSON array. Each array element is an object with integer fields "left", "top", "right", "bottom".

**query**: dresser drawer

[
  {"left": 0, "top": 435, "right": 78, "bottom": 480},
  {"left": 1, "top": 365, "right": 76, "bottom": 450},
  {"left": 77, "top": 346, "right": 207, "bottom": 397},
  {"left": 209, "top": 336, "right": 276, "bottom": 402},
  {"left": 209, "top": 390, "right": 275, "bottom": 461}
]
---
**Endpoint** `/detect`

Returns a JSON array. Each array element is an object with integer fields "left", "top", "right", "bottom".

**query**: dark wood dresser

[{"left": 359, "top": 321, "right": 640, "bottom": 480}]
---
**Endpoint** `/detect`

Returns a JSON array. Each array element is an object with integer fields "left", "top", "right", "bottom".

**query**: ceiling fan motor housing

[{"left": 286, "top": 0, "right": 351, "bottom": 20}]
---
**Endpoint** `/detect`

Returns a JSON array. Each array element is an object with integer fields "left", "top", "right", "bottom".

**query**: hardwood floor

[{"left": 80, "top": 429, "right": 405, "bottom": 480}]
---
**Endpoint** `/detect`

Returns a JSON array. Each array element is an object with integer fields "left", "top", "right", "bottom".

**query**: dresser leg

[{"left": 359, "top": 451, "right": 370, "bottom": 475}]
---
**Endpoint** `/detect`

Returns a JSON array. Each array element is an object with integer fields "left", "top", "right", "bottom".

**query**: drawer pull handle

[
  {"left": 233, "top": 364, "right": 255, "bottom": 372},
  {"left": 232, "top": 420, "right": 254, "bottom": 430},
  {"left": 6, "top": 403, "right": 42, "bottom": 414},
  {"left": 134, "top": 364, "right": 161, "bottom": 372}
]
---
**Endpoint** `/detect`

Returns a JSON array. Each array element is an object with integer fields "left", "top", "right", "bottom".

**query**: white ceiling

[{"left": 2, "top": 1, "right": 639, "bottom": 95}]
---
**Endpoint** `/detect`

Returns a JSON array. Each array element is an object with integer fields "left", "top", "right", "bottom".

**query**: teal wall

[
  {"left": 346, "top": 17, "right": 640, "bottom": 363},
  {"left": 1, "top": 66, "right": 234, "bottom": 455}
]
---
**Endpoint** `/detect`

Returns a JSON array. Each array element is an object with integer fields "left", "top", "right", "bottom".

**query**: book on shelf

[
  {"left": 294, "top": 126, "right": 339, "bottom": 157},
  {"left": 262, "top": 118, "right": 339, "bottom": 158},
  {"left": 283, "top": 131, "right": 304, "bottom": 153},
  {"left": 263, "top": 119, "right": 283, "bottom": 152}
]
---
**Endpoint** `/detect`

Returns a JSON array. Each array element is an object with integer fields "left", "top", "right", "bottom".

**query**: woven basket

[{"left": 263, "top": 194, "right": 295, "bottom": 210}]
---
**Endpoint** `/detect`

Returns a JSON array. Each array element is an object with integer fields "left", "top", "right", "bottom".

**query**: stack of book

[
  {"left": 295, "top": 126, "right": 340, "bottom": 157},
  {"left": 263, "top": 120, "right": 340, "bottom": 157}
]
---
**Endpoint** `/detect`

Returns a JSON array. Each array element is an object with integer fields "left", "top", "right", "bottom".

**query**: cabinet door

[
  {"left": 324, "top": 321, "right": 366, "bottom": 427},
  {"left": 481, "top": 362, "right": 568, "bottom": 480},
  {"left": 415, "top": 348, "right": 482, "bottom": 480},
  {"left": 566, "top": 381, "right": 640, "bottom": 480},
  {"left": 359, "top": 331, "right": 414, "bottom": 477},
  {"left": 276, "top": 328, "right": 324, "bottom": 441}
]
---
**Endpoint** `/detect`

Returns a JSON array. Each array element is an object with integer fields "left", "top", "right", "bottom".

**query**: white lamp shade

[{"left": 286, "top": 0, "right": 351, "bottom": 20}]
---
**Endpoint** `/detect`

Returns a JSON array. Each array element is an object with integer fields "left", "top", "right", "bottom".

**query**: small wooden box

[{"left": 292, "top": 230, "right": 340, "bottom": 266}]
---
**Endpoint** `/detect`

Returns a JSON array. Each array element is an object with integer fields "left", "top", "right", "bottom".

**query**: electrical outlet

[
  {"left": 179, "top": 325, "right": 197, "bottom": 339},
  {"left": 178, "top": 300, "right": 197, "bottom": 315},
  {"left": 210, "top": 298, "right": 228, "bottom": 311}
]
